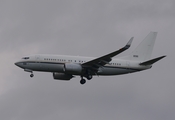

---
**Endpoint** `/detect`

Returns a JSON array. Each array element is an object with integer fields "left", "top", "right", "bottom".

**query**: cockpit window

[{"left": 22, "top": 57, "right": 30, "bottom": 60}]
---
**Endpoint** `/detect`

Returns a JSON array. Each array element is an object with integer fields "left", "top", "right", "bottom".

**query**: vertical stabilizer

[{"left": 121, "top": 32, "right": 157, "bottom": 61}]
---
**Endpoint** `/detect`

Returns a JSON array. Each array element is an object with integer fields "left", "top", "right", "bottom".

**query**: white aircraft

[{"left": 15, "top": 32, "right": 166, "bottom": 84}]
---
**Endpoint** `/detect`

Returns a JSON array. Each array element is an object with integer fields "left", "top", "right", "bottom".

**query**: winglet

[{"left": 125, "top": 37, "right": 134, "bottom": 49}]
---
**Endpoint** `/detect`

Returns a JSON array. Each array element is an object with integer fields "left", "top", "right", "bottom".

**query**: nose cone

[
  {"left": 15, "top": 62, "right": 22, "bottom": 68},
  {"left": 15, "top": 62, "right": 19, "bottom": 66}
]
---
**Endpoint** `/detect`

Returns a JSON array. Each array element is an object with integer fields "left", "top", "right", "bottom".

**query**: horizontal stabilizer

[{"left": 139, "top": 56, "right": 166, "bottom": 65}]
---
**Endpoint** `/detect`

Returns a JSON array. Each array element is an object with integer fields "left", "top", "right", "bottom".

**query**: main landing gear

[
  {"left": 80, "top": 74, "right": 93, "bottom": 85},
  {"left": 80, "top": 78, "right": 86, "bottom": 84},
  {"left": 86, "top": 74, "right": 92, "bottom": 80}
]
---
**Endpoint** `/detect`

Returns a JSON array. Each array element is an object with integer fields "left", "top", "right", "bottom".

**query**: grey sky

[{"left": 0, "top": 0, "right": 175, "bottom": 120}]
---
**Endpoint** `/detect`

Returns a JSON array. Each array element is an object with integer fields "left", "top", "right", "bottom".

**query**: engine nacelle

[
  {"left": 64, "top": 63, "right": 83, "bottom": 74},
  {"left": 53, "top": 73, "right": 73, "bottom": 80}
]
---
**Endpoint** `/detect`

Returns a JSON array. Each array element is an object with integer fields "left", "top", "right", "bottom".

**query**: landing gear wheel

[
  {"left": 80, "top": 79, "right": 86, "bottom": 85},
  {"left": 30, "top": 74, "right": 34, "bottom": 78},
  {"left": 87, "top": 74, "right": 92, "bottom": 80}
]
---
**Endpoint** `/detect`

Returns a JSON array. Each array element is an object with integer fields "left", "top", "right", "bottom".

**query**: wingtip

[
  {"left": 161, "top": 55, "right": 167, "bottom": 58},
  {"left": 127, "top": 37, "right": 134, "bottom": 45},
  {"left": 125, "top": 37, "right": 134, "bottom": 48}
]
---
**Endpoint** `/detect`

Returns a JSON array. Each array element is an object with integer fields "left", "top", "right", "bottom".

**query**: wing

[{"left": 82, "top": 37, "right": 134, "bottom": 72}]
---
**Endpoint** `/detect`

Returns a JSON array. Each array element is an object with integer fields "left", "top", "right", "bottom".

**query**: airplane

[{"left": 15, "top": 32, "right": 166, "bottom": 84}]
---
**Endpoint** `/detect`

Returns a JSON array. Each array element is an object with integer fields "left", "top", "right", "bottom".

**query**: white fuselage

[
  {"left": 15, "top": 54, "right": 151, "bottom": 76},
  {"left": 14, "top": 32, "right": 165, "bottom": 84}
]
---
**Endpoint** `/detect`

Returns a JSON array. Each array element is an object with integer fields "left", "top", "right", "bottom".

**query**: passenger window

[{"left": 22, "top": 57, "right": 30, "bottom": 60}]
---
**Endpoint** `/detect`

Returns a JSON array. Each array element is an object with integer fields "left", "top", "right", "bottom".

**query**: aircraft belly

[
  {"left": 97, "top": 67, "right": 137, "bottom": 75},
  {"left": 27, "top": 63, "right": 64, "bottom": 72}
]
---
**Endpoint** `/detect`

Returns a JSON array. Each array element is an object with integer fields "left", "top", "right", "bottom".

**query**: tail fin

[{"left": 121, "top": 32, "right": 157, "bottom": 62}]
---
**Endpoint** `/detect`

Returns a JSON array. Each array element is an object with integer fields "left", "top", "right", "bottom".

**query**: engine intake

[{"left": 53, "top": 73, "right": 73, "bottom": 80}]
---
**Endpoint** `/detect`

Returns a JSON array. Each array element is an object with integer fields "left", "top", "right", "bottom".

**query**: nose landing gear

[
  {"left": 24, "top": 69, "right": 34, "bottom": 78},
  {"left": 30, "top": 73, "right": 34, "bottom": 78}
]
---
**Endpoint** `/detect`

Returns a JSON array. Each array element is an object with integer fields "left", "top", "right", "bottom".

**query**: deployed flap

[
  {"left": 82, "top": 37, "right": 133, "bottom": 71},
  {"left": 139, "top": 55, "right": 166, "bottom": 65}
]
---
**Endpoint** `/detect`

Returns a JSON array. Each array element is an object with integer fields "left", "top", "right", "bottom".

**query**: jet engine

[
  {"left": 64, "top": 63, "right": 83, "bottom": 74},
  {"left": 53, "top": 73, "right": 73, "bottom": 80}
]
